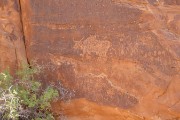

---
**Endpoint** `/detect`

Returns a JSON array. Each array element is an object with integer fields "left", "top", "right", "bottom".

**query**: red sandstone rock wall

[
  {"left": 0, "top": 0, "right": 180, "bottom": 119},
  {"left": 0, "top": 0, "right": 27, "bottom": 72}
]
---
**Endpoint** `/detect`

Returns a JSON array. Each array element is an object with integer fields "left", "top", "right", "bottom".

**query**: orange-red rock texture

[
  {"left": 0, "top": 0, "right": 180, "bottom": 119},
  {"left": 0, "top": 0, "right": 27, "bottom": 73}
]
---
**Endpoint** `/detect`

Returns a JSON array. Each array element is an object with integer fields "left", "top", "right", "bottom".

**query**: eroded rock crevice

[{"left": 18, "top": 0, "right": 31, "bottom": 67}]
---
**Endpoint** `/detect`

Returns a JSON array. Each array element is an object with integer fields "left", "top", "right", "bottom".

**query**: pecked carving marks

[
  {"left": 74, "top": 36, "right": 111, "bottom": 59},
  {"left": 19, "top": 0, "right": 180, "bottom": 119},
  {"left": 107, "top": 31, "right": 178, "bottom": 76},
  {"left": 58, "top": 62, "right": 138, "bottom": 109}
]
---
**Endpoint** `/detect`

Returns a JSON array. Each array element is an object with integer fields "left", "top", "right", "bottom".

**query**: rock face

[
  {"left": 52, "top": 98, "right": 147, "bottom": 120},
  {"left": 1, "top": 0, "right": 180, "bottom": 119},
  {"left": 0, "top": 0, "right": 27, "bottom": 73}
]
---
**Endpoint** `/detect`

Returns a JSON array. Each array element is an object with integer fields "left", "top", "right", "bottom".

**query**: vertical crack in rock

[
  {"left": 18, "top": 0, "right": 30, "bottom": 67},
  {"left": 11, "top": 36, "right": 18, "bottom": 70}
]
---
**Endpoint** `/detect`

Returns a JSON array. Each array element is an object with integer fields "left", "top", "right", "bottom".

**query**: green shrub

[{"left": 0, "top": 65, "right": 59, "bottom": 120}]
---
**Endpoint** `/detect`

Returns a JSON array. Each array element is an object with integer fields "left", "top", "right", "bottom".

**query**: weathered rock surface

[
  {"left": 0, "top": 0, "right": 27, "bottom": 73},
  {"left": 0, "top": 0, "right": 180, "bottom": 119},
  {"left": 20, "top": 0, "right": 180, "bottom": 119},
  {"left": 52, "top": 98, "right": 147, "bottom": 120}
]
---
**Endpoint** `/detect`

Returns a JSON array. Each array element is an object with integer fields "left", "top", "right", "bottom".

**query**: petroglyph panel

[{"left": 20, "top": 0, "right": 180, "bottom": 119}]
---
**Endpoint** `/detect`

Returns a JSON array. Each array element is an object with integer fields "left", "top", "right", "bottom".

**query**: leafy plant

[{"left": 0, "top": 65, "right": 59, "bottom": 120}]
